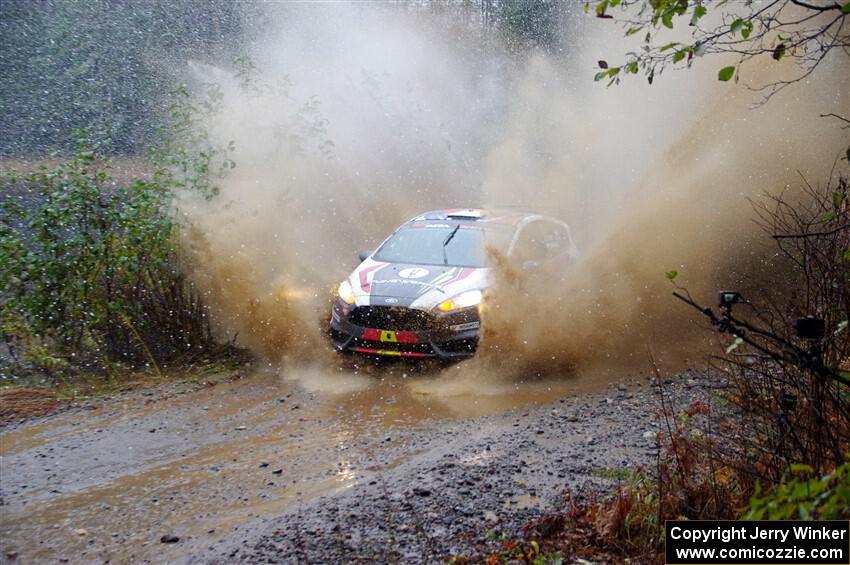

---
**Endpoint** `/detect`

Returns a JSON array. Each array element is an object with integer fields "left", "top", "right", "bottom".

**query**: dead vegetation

[
  {"left": 0, "top": 388, "right": 63, "bottom": 426},
  {"left": 458, "top": 172, "right": 850, "bottom": 563}
]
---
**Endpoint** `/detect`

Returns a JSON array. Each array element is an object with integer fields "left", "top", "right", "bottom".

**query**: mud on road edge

[{"left": 0, "top": 361, "right": 253, "bottom": 430}]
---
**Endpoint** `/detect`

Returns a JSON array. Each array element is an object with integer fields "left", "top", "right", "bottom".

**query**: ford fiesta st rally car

[{"left": 329, "top": 209, "right": 577, "bottom": 359}]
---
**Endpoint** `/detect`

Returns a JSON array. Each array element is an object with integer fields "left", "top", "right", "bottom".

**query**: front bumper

[{"left": 329, "top": 301, "right": 480, "bottom": 359}]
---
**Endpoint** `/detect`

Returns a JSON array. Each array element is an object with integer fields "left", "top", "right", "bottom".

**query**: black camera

[{"left": 718, "top": 291, "right": 741, "bottom": 307}]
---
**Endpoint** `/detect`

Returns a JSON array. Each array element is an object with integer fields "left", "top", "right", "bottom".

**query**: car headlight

[
  {"left": 437, "top": 289, "right": 483, "bottom": 312},
  {"left": 338, "top": 279, "right": 356, "bottom": 305}
]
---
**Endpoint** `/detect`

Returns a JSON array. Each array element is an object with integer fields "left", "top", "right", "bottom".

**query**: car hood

[{"left": 349, "top": 259, "right": 489, "bottom": 309}]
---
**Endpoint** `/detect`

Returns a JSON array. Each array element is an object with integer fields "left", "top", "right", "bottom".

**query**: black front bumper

[{"left": 329, "top": 302, "right": 480, "bottom": 359}]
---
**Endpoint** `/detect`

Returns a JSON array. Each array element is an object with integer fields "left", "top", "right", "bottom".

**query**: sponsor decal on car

[
  {"left": 398, "top": 267, "right": 430, "bottom": 279},
  {"left": 450, "top": 321, "right": 480, "bottom": 332},
  {"left": 358, "top": 263, "right": 386, "bottom": 293}
]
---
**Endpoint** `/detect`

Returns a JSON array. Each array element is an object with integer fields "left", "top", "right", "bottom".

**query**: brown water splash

[{"left": 175, "top": 4, "right": 848, "bottom": 385}]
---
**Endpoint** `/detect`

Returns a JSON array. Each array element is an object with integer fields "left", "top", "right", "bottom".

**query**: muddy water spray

[
  {"left": 176, "top": 4, "right": 848, "bottom": 384},
  {"left": 469, "top": 44, "right": 848, "bottom": 381}
]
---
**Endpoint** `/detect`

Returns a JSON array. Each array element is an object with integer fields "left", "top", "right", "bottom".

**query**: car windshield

[{"left": 373, "top": 224, "right": 513, "bottom": 268}]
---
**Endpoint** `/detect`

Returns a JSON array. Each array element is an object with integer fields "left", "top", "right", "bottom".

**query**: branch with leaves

[{"left": 589, "top": 0, "right": 850, "bottom": 103}]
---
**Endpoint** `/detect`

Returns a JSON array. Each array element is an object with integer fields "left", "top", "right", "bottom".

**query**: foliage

[
  {"left": 745, "top": 459, "right": 850, "bottom": 520},
  {"left": 464, "top": 171, "right": 849, "bottom": 561},
  {"left": 536, "top": 400, "right": 740, "bottom": 561},
  {"left": 587, "top": 0, "right": 850, "bottom": 100},
  {"left": 150, "top": 84, "right": 235, "bottom": 199},
  {"left": 449, "top": 530, "right": 565, "bottom": 564},
  {"left": 0, "top": 84, "right": 233, "bottom": 381},
  {"left": 672, "top": 174, "right": 850, "bottom": 480},
  {"left": 660, "top": 172, "right": 849, "bottom": 527},
  {"left": 451, "top": 397, "right": 744, "bottom": 563}
]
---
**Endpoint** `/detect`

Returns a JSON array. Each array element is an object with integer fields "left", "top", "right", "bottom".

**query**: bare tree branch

[{"left": 790, "top": 0, "right": 846, "bottom": 12}]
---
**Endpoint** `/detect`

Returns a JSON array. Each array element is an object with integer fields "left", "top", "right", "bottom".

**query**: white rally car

[{"left": 329, "top": 208, "right": 577, "bottom": 359}]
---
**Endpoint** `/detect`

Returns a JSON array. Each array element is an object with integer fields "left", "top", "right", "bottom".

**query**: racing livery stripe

[
  {"left": 352, "top": 347, "right": 427, "bottom": 358},
  {"left": 358, "top": 263, "right": 384, "bottom": 293},
  {"left": 434, "top": 266, "right": 476, "bottom": 289},
  {"left": 446, "top": 266, "right": 475, "bottom": 285},
  {"left": 416, "top": 267, "right": 457, "bottom": 295}
]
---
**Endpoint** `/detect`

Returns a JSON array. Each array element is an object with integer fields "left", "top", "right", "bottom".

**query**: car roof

[{"left": 407, "top": 208, "right": 556, "bottom": 228}]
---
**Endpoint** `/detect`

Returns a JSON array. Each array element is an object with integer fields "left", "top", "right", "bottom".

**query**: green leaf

[
  {"left": 665, "top": 270, "right": 678, "bottom": 280},
  {"left": 596, "top": 0, "right": 609, "bottom": 17},
  {"left": 730, "top": 18, "right": 745, "bottom": 34},
  {"left": 660, "top": 42, "right": 680, "bottom": 52},
  {"left": 718, "top": 66, "right": 736, "bottom": 81},
  {"left": 594, "top": 68, "right": 618, "bottom": 82},
  {"left": 662, "top": 11, "right": 674, "bottom": 29},
  {"left": 822, "top": 212, "right": 835, "bottom": 222},
  {"left": 741, "top": 20, "right": 754, "bottom": 39},
  {"left": 772, "top": 43, "right": 786, "bottom": 60},
  {"left": 841, "top": 2, "right": 850, "bottom": 14},
  {"left": 691, "top": 5, "right": 707, "bottom": 25},
  {"left": 673, "top": 50, "right": 686, "bottom": 63}
]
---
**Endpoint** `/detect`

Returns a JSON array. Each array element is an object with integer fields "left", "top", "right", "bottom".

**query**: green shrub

[
  {"left": 0, "top": 130, "right": 218, "bottom": 380},
  {"left": 744, "top": 460, "right": 850, "bottom": 520}
]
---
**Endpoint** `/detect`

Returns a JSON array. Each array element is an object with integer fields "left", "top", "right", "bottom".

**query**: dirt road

[{"left": 0, "top": 363, "right": 712, "bottom": 564}]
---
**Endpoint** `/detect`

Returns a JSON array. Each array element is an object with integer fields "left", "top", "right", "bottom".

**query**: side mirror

[{"left": 358, "top": 250, "right": 372, "bottom": 262}]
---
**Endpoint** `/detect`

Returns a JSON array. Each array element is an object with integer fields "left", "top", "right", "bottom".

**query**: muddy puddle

[{"left": 0, "top": 362, "right": 594, "bottom": 563}]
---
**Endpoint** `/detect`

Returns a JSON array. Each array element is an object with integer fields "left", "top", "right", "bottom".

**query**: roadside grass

[{"left": 592, "top": 467, "right": 632, "bottom": 481}]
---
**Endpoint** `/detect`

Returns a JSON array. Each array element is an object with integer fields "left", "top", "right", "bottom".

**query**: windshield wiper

[{"left": 442, "top": 224, "right": 460, "bottom": 265}]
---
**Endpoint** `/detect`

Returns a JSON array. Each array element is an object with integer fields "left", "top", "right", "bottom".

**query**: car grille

[
  {"left": 348, "top": 306, "right": 436, "bottom": 331},
  {"left": 350, "top": 338, "right": 435, "bottom": 355},
  {"left": 434, "top": 338, "right": 479, "bottom": 354}
]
